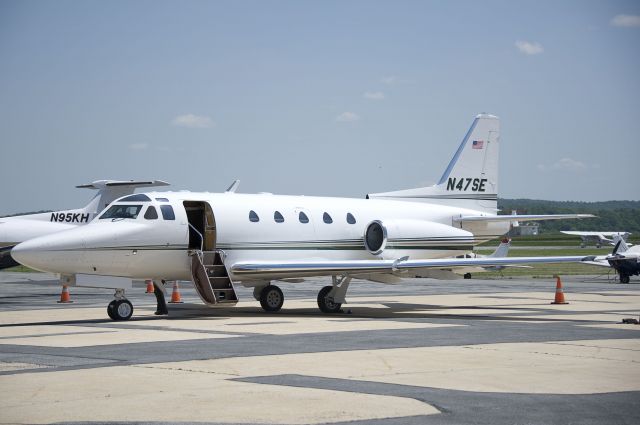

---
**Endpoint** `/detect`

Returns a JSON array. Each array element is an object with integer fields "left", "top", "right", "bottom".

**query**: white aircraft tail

[
  {"left": 73, "top": 180, "right": 170, "bottom": 219},
  {"left": 489, "top": 238, "right": 511, "bottom": 258},
  {"left": 368, "top": 114, "right": 500, "bottom": 213},
  {"left": 612, "top": 235, "right": 629, "bottom": 254}
]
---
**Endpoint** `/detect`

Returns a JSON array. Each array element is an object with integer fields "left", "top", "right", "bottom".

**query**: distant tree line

[{"left": 498, "top": 199, "right": 640, "bottom": 233}]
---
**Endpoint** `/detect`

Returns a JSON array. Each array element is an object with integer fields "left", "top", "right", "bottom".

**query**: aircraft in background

[
  {"left": 11, "top": 114, "right": 595, "bottom": 320},
  {"left": 561, "top": 231, "right": 631, "bottom": 248},
  {"left": 453, "top": 238, "right": 531, "bottom": 279},
  {"left": 0, "top": 180, "right": 169, "bottom": 269},
  {"left": 583, "top": 236, "right": 640, "bottom": 283}
]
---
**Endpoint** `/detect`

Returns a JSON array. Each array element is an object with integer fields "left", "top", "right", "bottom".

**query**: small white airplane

[
  {"left": 561, "top": 231, "right": 631, "bottom": 248},
  {"left": 453, "top": 238, "right": 531, "bottom": 279},
  {"left": 0, "top": 180, "right": 169, "bottom": 269},
  {"left": 583, "top": 236, "right": 640, "bottom": 283},
  {"left": 11, "top": 114, "right": 595, "bottom": 320}
]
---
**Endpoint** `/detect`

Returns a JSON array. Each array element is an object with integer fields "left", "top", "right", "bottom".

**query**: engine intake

[{"left": 364, "top": 220, "right": 387, "bottom": 254}]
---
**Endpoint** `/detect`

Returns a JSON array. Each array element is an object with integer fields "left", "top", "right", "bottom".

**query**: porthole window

[
  {"left": 346, "top": 213, "right": 356, "bottom": 224},
  {"left": 274, "top": 211, "right": 284, "bottom": 223},
  {"left": 323, "top": 212, "right": 333, "bottom": 224},
  {"left": 249, "top": 210, "right": 259, "bottom": 222},
  {"left": 144, "top": 206, "right": 158, "bottom": 220},
  {"left": 299, "top": 211, "right": 309, "bottom": 223}
]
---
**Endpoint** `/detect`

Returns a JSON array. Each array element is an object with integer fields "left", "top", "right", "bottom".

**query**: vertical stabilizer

[{"left": 368, "top": 114, "right": 500, "bottom": 213}]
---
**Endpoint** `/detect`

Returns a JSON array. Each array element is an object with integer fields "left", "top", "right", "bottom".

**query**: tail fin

[
  {"left": 368, "top": 114, "right": 500, "bottom": 213},
  {"left": 489, "top": 238, "right": 511, "bottom": 258},
  {"left": 78, "top": 180, "right": 170, "bottom": 216},
  {"left": 612, "top": 235, "right": 629, "bottom": 254}
]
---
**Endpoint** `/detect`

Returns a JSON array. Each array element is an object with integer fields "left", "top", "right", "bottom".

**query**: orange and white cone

[
  {"left": 57, "top": 285, "right": 73, "bottom": 303},
  {"left": 551, "top": 275, "right": 568, "bottom": 305},
  {"left": 169, "top": 281, "right": 183, "bottom": 304},
  {"left": 145, "top": 279, "right": 155, "bottom": 294}
]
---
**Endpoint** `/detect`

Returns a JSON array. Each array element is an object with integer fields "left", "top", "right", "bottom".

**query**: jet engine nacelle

[{"left": 364, "top": 219, "right": 475, "bottom": 256}]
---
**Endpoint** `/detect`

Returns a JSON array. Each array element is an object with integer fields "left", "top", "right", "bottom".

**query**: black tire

[
  {"left": 620, "top": 275, "right": 630, "bottom": 284},
  {"left": 463, "top": 273, "right": 472, "bottom": 279},
  {"left": 113, "top": 299, "right": 134, "bottom": 321},
  {"left": 317, "top": 285, "right": 342, "bottom": 313},
  {"left": 260, "top": 285, "right": 284, "bottom": 312},
  {"left": 107, "top": 300, "right": 117, "bottom": 320}
]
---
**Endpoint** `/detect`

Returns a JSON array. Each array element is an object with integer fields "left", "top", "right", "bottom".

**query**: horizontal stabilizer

[
  {"left": 453, "top": 214, "right": 595, "bottom": 223},
  {"left": 76, "top": 180, "right": 170, "bottom": 189}
]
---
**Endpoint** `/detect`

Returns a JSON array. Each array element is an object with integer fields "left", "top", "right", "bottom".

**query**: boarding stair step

[{"left": 190, "top": 250, "right": 238, "bottom": 306}]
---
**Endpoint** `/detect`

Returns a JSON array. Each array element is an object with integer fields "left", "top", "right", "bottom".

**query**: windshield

[{"left": 99, "top": 204, "right": 143, "bottom": 220}]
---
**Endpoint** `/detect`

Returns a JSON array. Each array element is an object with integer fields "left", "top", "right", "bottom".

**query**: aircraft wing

[
  {"left": 453, "top": 214, "right": 594, "bottom": 223},
  {"left": 231, "top": 255, "right": 591, "bottom": 280}
]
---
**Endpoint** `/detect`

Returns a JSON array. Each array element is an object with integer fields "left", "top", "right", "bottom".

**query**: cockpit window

[
  {"left": 119, "top": 194, "right": 152, "bottom": 202},
  {"left": 155, "top": 198, "right": 169, "bottom": 202},
  {"left": 160, "top": 205, "right": 175, "bottom": 220},
  {"left": 100, "top": 204, "right": 143, "bottom": 219},
  {"left": 144, "top": 206, "right": 158, "bottom": 220}
]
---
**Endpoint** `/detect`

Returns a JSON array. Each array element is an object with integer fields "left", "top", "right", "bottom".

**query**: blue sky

[{"left": 1, "top": 0, "right": 639, "bottom": 215}]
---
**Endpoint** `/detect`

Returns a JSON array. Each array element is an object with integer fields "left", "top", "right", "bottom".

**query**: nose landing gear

[{"left": 107, "top": 289, "right": 134, "bottom": 321}]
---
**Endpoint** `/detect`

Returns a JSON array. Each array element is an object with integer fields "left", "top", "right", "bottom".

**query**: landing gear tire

[
  {"left": 107, "top": 299, "right": 134, "bottom": 321},
  {"left": 260, "top": 285, "right": 284, "bottom": 312},
  {"left": 317, "top": 285, "right": 342, "bottom": 313},
  {"left": 620, "top": 274, "right": 630, "bottom": 284},
  {"left": 463, "top": 273, "right": 472, "bottom": 279},
  {"left": 107, "top": 300, "right": 117, "bottom": 320}
]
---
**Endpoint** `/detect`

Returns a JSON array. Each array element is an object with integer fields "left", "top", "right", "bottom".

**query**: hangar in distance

[{"left": 11, "top": 114, "right": 595, "bottom": 320}]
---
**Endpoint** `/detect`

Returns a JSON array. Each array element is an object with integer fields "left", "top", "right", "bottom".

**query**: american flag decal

[{"left": 472, "top": 140, "right": 484, "bottom": 149}]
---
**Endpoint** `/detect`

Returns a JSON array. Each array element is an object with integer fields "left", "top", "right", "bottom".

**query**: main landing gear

[
  {"left": 107, "top": 289, "right": 133, "bottom": 321},
  {"left": 317, "top": 276, "right": 351, "bottom": 313},
  {"left": 258, "top": 285, "right": 284, "bottom": 312},
  {"left": 255, "top": 276, "right": 352, "bottom": 314},
  {"left": 619, "top": 274, "right": 630, "bottom": 284}
]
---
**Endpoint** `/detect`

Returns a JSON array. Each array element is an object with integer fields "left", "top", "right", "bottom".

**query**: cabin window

[
  {"left": 160, "top": 205, "right": 175, "bottom": 220},
  {"left": 249, "top": 210, "right": 259, "bottom": 222},
  {"left": 299, "top": 211, "right": 309, "bottom": 223},
  {"left": 346, "top": 213, "right": 356, "bottom": 224},
  {"left": 155, "top": 197, "right": 169, "bottom": 202},
  {"left": 99, "top": 204, "right": 143, "bottom": 220},
  {"left": 274, "top": 211, "right": 284, "bottom": 223},
  {"left": 119, "top": 194, "right": 152, "bottom": 202},
  {"left": 323, "top": 212, "right": 333, "bottom": 224},
  {"left": 144, "top": 206, "right": 158, "bottom": 220}
]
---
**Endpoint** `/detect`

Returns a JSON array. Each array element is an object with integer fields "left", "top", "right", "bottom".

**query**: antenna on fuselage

[{"left": 225, "top": 180, "right": 240, "bottom": 193}]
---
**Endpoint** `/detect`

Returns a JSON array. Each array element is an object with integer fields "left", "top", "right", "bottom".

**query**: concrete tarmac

[{"left": 0, "top": 272, "right": 639, "bottom": 424}]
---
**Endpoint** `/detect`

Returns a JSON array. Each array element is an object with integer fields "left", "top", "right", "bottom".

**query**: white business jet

[
  {"left": 11, "top": 114, "right": 595, "bottom": 320},
  {"left": 0, "top": 180, "right": 169, "bottom": 269},
  {"left": 561, "top": 231, "right": 631, "bottom": 248}
]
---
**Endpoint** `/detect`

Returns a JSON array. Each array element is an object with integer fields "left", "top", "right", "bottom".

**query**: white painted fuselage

[{"left": 12, "top": 191, "right": 510, "bottom": 282}]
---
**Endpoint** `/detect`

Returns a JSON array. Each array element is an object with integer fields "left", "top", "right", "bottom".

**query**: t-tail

[{"left": 368, "top": 114, "right": 500, "bottom": 214}]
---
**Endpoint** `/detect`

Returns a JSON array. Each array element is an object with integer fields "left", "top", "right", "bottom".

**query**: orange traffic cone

[
  {"left": 169, "top": 281, "right": 183, "bottom": 303},
  {"left": 57, "top": 285, "right": 73, "bottom": 303},
  {"left": 551, "top": 275, "right": 568, "bottom": 304},
  {"left": 145, "top": 279, "right": 155, "bottom": 294}
]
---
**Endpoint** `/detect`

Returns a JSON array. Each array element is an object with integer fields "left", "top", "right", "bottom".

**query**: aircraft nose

[{"left": 11, "top": 231, "right": 85, "bottom": 273}]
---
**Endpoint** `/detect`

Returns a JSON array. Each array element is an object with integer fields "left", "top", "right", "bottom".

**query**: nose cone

[{"left": 11, "top": 230, "right": 86, "bottom": 273}]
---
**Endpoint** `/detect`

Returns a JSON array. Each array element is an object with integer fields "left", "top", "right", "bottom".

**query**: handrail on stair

[{"left": 188, "top": 222, "right": 204, "bottom": 254}]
